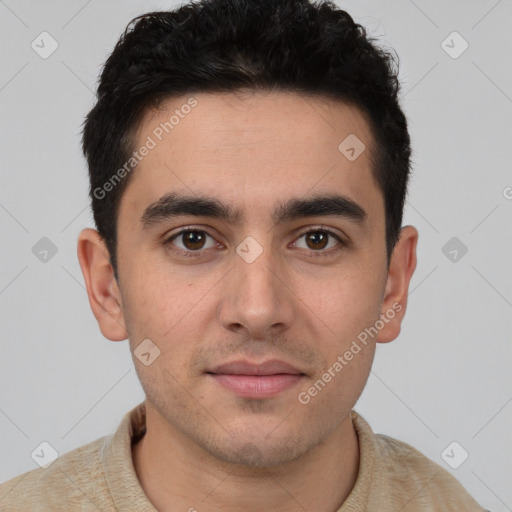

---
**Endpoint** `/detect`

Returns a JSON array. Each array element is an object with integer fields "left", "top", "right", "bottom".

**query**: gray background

[{"left": 1, "top": 0, "right": 511, "bottom": 509}]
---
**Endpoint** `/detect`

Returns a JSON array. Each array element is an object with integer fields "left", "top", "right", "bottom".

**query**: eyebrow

[{"left": 140, "top": 191, "right": 367, "bottom": 229}]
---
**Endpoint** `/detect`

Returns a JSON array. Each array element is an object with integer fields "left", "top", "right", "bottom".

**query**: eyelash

[{"left": 164, "top": 226, "right": 345, "bottom": 259}]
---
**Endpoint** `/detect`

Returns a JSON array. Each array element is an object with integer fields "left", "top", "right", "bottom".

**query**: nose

[{"left": 218, "top": 241, "right": 294, "bottom": 340}]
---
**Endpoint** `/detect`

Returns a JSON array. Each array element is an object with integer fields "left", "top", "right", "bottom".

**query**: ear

[
  {"left": 376, "top": 225, "right": 418, "bottom": 344},
  {"left": 77, "top": 228, "right": 128, "bottom": 341}
]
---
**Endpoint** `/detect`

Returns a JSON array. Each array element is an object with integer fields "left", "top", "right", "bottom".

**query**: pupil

[
  {"left": 185, "top": 231, "right": 204, "bottom": 250},
  {"left": 308, "top": 232, "right": 327, "bottom": 250}
]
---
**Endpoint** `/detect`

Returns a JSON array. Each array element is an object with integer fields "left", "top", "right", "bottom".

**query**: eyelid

[{"left": 294, "top": 225, "right": 346, "bottom": 242}]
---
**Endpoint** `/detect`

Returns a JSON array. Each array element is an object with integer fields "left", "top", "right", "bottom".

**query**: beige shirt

[{"left": 0, "top": 401, "right": 486, "bottom": 511}]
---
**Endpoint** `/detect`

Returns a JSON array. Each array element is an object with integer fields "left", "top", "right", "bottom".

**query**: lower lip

[{"left": 209, "top": 374, "right": 303, "bottom": 399}]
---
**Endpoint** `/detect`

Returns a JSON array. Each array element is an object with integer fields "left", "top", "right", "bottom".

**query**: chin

[
  {"left": 195, "top": 423, "right": 321, "bottom": 469},
  {"left": 210, "top": 439, "right": 308, "bottom": 468}
]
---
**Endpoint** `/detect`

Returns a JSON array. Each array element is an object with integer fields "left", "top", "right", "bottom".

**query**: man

[{"left": 0, "top": 0, "right": 487, "bottom": 510}]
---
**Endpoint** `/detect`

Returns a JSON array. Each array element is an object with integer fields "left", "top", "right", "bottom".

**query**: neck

[{"left": 132, "top": 403, "right": 360, "bottom": 512}]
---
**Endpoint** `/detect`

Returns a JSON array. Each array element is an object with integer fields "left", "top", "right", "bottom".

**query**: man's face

[{"left": 114, "top": 91, "right": 390, "bottom": 466}]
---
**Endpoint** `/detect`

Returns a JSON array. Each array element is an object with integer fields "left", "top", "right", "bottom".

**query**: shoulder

[
  {"left": 374, "top": 432, "right": 485, "bottom": 511},
  {"left": 349, "top": 410, "right": 486, "bottom": 511},
  {"left": 0, "top": 435, "right": 115, "bottom": 512}
]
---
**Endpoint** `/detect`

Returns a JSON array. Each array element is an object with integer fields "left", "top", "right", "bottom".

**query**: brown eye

[
  {"left": 180, "top": 230, "right": 207, "bottom": 250},
  {"left": 166, "top": 229, "right": 218, "bottom": 255},
  {"left": 293, "top": 228, "right": 344, "bottom": 257},
  {"left": 305, "top": 231, "right": 329, "bottom": 250}
]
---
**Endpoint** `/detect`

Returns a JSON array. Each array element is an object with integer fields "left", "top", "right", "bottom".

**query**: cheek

[
  {"left": 123, "top": 258, "right": 189, "bottom": 329},
  {"left": 301, "top": 267, "right": 384, "bottom": 342},
  {"left": 122, "top": 264, "right": 215, "bottom": 364}
]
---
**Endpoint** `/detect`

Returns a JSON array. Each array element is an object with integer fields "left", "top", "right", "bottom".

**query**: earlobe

[
  {"left": 376, "top": 225, "right": 418, "bottom": 344},
  {"left": 77, "top": 228, "right": 128, "bottom": 341}
]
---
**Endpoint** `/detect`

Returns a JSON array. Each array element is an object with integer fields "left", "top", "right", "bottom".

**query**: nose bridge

[
  {"left": 236, "top": 234, "right": 282, "bottom": 305},
  {"left": 220, "top": 234, "right": 292, "bottom": 335}
]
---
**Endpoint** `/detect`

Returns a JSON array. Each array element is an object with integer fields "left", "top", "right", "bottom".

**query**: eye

[
  {"left": 164, "top": 226, "right": 345, "bottom": 259},
  {"left": 292, "top": 228, "right": 344, "bottom": 256},
  {"left": 165, "top": 228, "right": 219, "bottom": 257}
]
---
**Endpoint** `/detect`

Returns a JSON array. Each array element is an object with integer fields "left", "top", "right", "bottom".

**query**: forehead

[{"left": 119, "top": 90, "right": 382, "bottom": 228}]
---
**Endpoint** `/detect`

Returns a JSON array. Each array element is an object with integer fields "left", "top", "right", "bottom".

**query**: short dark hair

[{"left": 82, "top": 0, "right": 411, "bottom": 280}]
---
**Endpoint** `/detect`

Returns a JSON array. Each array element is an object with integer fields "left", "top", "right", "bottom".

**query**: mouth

[{"left": 206, "top": 359, "right": 305, "bottom": 399}]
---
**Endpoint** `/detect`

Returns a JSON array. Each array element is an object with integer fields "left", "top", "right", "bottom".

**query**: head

[{"left": 78, "top": 0, "right": 417, "bottom": 468}]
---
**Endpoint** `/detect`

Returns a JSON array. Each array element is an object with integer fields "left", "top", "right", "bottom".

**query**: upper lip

[{"left": 208, "top": 359, "right": 304, "bottom": 376}]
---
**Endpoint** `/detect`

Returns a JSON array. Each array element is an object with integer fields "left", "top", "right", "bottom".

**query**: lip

[
  {"left": 207, "top": 359, "right": 305, "bottom": 399},
  {"left": 209, "top": 359, "right": 303, "bottom": 376}
]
